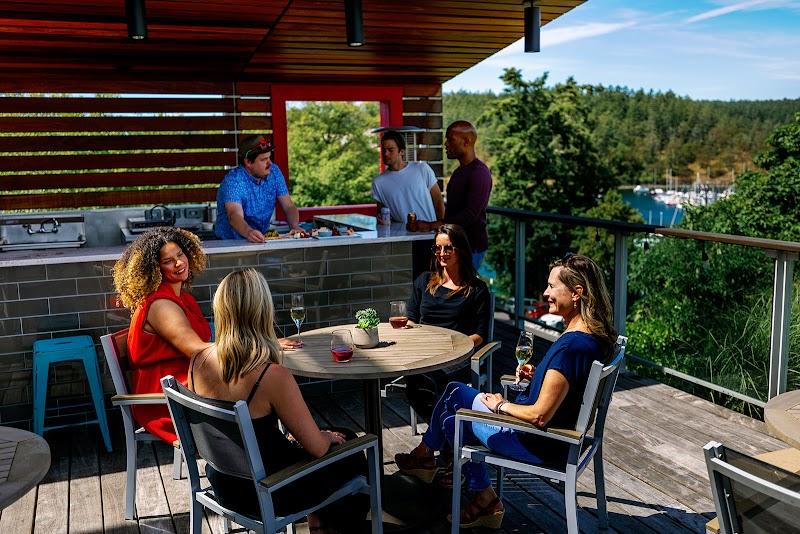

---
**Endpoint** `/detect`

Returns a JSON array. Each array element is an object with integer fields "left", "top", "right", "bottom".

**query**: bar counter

[{"left": 0, "top": 223, "right": 432, "bottom": 430}]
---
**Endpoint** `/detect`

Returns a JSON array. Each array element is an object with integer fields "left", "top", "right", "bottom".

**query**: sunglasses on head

[
  {"left": 243, "top": 136, "right": 273, "bottom": 160},
  {"left": 431, "top": 244, "right": 455, "bottom": 255}
]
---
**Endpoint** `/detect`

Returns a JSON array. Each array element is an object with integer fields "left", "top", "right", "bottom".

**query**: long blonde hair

[
  {"left": 552, "top": 253, "right": 617, "bottom": 359},
  {"left": 213, "top": 269, "right": 282, "bottom": 383}
]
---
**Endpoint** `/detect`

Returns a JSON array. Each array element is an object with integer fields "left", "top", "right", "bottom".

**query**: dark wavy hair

[
  {"left": 551, "top": 253, "right": 617, "bottom": 358},
  {"left": 426, "top": 224, "right": 478, "bottom": 298},
  {"left": 381, "top": 130, "right": 406, "bottom": 152},
  {"left": 113, "top": 227, "right": 206, "bottom": 311}
]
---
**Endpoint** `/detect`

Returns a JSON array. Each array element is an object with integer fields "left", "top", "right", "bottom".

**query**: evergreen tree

[{"left": 482, "top": 69, "right": 614, "bottom": 295}]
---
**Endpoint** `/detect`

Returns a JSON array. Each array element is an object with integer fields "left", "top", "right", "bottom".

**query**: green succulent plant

[{"left": 355, "top": 308, "right": 380, "bottom": 329}]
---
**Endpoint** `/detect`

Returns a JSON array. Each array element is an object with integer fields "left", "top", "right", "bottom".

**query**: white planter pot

[{"left": 353, "top": 327, "right": 379, "bottom": 348}]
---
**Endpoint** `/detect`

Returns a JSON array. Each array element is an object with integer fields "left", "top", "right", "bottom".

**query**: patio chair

[
  {"left": 450, "top": 335, "right": 627, "bottom": 534},
  {"left": 100, "top": 329, "right": 183, "bottom": 520},
  {"left": 383, "top": 292, "right": 498, "bottom": 435},
  {"left": 161, "top": 375, "right": 383, "bottom": 534},
  {"left": 704, "top": 441, "right": 800, "bottom": 534}
]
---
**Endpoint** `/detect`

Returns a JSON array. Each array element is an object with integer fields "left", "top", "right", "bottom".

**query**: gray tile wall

[{"left": 0, "top": 241, "right": 413, "bottom": 430}]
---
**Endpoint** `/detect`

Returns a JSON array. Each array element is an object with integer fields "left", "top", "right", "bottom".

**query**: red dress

[{"left": 128, "top": 283, "right": 211, "bottom": 444}]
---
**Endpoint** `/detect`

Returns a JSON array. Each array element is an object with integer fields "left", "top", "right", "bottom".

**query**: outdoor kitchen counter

[
  {"left": 0, "top": 222, "right": 427, "bottom": 430},
  {"left": 0, "top": 223, "right": 431, "bottom": 267}
]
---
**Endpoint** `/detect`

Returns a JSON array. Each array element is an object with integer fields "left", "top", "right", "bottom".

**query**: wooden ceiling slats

[
  {"left": 0, "top": 169, "right": 225, "bottom": 192},
  {"left": 0, "top": 151, "right": 234, "bottom": 173},
  {"left": 0, "top": 188, "right": 218, "bottom": 211},
  {"left": 0, "top": 1, "right": 586, "bottom": 85},
  {"left": 0, "top": 134, "right": 232, "bottom": 152}
]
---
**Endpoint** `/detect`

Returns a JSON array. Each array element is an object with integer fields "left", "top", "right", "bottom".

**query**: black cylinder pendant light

[
  {"left": 345, "top": 0, "right": 364, "bottom": 47},
  {"left": 126, "top": 0, "right": 147, "bottom": 40},
  {"left": 524, "top": 1, "right": 541, "bottom": 53}
]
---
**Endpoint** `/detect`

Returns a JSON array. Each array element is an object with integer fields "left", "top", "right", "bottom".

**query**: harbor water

[{"left": 621, "top": 189, "right": 684, "bottom": 226}]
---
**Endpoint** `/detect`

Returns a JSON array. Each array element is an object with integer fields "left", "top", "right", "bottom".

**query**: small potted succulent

[{"left": 353, "top": 308, "right": 380, "bottom": 348}]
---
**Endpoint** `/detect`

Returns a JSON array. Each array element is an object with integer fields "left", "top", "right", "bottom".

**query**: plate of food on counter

[{"left": 263, "top": 226, "right": 359, "bottom": 242}]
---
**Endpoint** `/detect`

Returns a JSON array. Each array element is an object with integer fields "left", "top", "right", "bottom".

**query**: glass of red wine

[
  {"left": 389, "top": 300, "right": 408, "bottom": 329},
  {"left": 330, "top": 329, "right": 354, "bottom": 363}
]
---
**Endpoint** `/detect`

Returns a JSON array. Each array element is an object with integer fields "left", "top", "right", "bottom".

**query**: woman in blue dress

[{"left": 395, "top": 253, "right": 617, "bottom": 529}]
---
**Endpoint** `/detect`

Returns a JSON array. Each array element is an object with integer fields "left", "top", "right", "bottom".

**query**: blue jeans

[
  {"left": 421, "top": 382, "right": 544, "bottom": 491},
  {"left": 472, "top": 250, "right": 486, "bottom": 270}
]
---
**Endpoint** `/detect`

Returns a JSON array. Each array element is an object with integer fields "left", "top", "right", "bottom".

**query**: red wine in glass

[
  {"left": 389, "top": 316, "right": 408, "bottom": 328},
  {"left": 331, "top": 346, "right": 354, "bottom": 363}
]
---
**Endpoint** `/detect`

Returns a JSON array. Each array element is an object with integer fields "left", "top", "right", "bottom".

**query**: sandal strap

[{"left": 462, "top": 496, "right": 501, "bottom": 523}]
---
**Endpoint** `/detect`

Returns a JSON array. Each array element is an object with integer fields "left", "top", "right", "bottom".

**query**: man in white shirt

[{"left": 372, "top": 130, "right": 444, "bottom": 230}]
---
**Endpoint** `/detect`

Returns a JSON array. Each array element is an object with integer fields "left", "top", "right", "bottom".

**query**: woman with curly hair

[{"left": 113, "top": 227, "right": 212, "bottom": 444}]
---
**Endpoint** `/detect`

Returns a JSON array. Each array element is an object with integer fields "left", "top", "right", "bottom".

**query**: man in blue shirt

[{"left": 215, "top": 134, "right": 302, "bottom": 241}]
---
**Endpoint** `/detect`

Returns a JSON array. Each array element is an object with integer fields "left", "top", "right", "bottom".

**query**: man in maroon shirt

[{"left": 443, "top": 120, "right": 493, "bottom": 269}]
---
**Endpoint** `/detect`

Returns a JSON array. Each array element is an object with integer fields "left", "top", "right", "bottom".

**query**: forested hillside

[{"left": 444, "top": 82, "right": 800, "bottom": 183}]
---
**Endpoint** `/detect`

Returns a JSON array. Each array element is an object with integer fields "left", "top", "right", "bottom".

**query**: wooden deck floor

[{"left": 0, "top": 324, "right": 788, "bottom": 533}]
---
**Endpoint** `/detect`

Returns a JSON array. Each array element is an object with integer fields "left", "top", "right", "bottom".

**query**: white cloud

[
  {"left": 488, "top": 21, "right": 638, "bottom": 62},
  {"left": 685, "top": 0, "right": 783, "bottom": 23}
]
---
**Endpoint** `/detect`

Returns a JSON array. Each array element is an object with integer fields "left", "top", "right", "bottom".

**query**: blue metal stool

[{"left": 33, "top": 335, "right": 113, "bottom": 452}]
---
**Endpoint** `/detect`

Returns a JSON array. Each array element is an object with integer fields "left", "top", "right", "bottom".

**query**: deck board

[{"left": 5, "top": 322, "right": 792, "bottom": 533}]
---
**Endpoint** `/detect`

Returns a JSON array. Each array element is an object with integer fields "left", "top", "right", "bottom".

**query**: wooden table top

[
  {"left": 764, "top": 389, "right": 800, "bottom": 450},
  {"left": 281, "top": 323, "right": 474, "bottom": 380},
  {"left": 0, "top": 426, "right": 50, "bottom": 510}
]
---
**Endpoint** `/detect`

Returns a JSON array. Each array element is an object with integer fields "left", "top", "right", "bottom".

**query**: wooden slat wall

[
  {"left": 0, "top": 82, "right": 271, "bottom": 211},
  {"left": 403, "top": 83, "right": 444, "bottom": 181},
  {"left": 0, "top": 81, "right": 446, "bottom": 211}
]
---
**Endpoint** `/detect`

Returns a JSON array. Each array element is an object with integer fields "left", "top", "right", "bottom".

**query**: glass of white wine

[
  {"left": 290, "top": 293, "right": 305, "bottom": 346},
  {"left": 508, "top": 331, "right": 534, "bottom": 391}
]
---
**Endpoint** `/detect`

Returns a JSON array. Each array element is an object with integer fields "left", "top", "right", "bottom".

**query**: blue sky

[{"left": 443, "top": 0, "right": 800, "bottom": 100}]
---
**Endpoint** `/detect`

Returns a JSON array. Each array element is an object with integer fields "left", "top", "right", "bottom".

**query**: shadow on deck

[{"left": 0, "top": 321, "right": 787, "bottom": 533}]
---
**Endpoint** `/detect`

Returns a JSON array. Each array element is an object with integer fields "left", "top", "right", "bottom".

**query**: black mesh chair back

[{"left": 173, "top": 380, "right": 253, "bottom": 480}]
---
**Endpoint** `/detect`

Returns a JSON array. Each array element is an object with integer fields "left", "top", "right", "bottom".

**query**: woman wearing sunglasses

[{"left": 403, "top": 224, "right": 491, "bottom": 433}]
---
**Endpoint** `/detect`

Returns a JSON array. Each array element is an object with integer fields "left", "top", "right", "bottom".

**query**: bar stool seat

[{"left": 32, "top": 335, "right": 112, "bottom": 452}]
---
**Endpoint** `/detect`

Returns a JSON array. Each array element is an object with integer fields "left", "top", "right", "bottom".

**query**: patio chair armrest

[
  {"left": 455, "top": 408, "right": 582, "bottom": 445},
  {"left": 260, "top": 433, "right": 379, "bottom": 491},
  {"left": 499, "top": 374, "right": 529, "bottom": 389},
  {"left": 112, "top": 393, "right": 166, "bottom": 406},
  {"left": 471, "top": 341, "right": 500, "bottom": 363}
]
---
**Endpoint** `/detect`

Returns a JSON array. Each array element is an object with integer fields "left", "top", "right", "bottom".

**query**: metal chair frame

[
  {"left": 704, "top": 441, "right": 800, "bottom": 534},
  {"left": 161, "top": 375, "right": 383, "bottom": 534},
  {"left": 100, "top": 329, "right": 183, "bottom": 520}
]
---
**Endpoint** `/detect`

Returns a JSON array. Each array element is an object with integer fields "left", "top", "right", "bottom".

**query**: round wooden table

[
  {"left": 282, "top": 323, "right": 474, "bottom": 454},
  {"left": 764, "top": 389, "right": 800, "bottom": 449},
  {"left": 0, "top": 426, "right": 51, "bottom": 510}
]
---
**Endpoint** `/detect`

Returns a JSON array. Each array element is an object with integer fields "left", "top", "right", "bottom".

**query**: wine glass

[
  {"left": 330, "top": 329, "right": 354, "bottom": 363},
  {"left": 290, "top": 293, "right": 305, "bottom": 346},
  {"left": 508, "top": 331, "right": 534, "bottom": 391},
  {"left": 389, "top": 300, "right": 408, "bottom": 328}
]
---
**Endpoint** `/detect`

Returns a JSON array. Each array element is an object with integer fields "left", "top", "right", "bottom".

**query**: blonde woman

[{"left": 188, "top": 269, "right": 366, "bottom": 533}]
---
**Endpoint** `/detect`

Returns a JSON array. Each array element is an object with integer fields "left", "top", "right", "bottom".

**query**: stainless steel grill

[{"left": 0, "top": 215, "right": 86, "bottom": 251}]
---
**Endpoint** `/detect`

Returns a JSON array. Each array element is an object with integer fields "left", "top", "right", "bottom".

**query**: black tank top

[{"left": 189, "top": 350, "right": 286, "bottom": 452}]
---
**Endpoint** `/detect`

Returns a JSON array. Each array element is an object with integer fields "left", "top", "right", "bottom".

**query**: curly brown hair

[{"left": 113, "top": 227, "right": 206, "bottom": 311}]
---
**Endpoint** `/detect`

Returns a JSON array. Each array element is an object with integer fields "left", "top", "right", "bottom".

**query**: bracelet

[{"left": 494, "top": 401, "right": 508, "bottom": 415}]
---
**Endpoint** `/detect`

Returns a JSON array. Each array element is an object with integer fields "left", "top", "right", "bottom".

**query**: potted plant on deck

[{"left": 353, "top": 308, "right": 380, "bottom": 348}]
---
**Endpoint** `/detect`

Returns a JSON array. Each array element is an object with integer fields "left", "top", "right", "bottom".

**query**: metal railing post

[
  {"left": 767, "top": 250, "right": 797, "bottom": 399},
  {"left": 613, "top": 231, "right": 628, "bottom": 336},
  {"left": 514, "top": 219, "right": 526, "bottom": 330},
  {"left": 613, "top": 231, "right": 629, "bottom": 373}
]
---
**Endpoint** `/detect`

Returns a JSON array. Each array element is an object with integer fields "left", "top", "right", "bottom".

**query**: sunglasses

[
  {"left": 243, "top": 136, "right": 274, "bottom": 160},
  {"left": 431, "top": 244, "right": 455, "bottom": 255}
]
